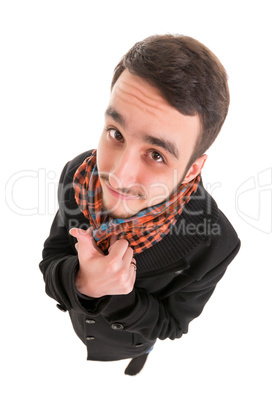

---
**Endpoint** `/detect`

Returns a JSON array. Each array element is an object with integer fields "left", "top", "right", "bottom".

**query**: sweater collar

[{"left": 135, "top": 179, "right": 219, "bottom": 277}]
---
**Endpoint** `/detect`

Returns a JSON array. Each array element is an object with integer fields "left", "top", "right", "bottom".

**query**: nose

[{"left": 109, "top": 149, "right": 140, "bottom": 191}]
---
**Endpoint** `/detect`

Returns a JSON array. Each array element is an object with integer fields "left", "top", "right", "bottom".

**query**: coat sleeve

[
  {"left": 99, "top": 240, "right": 240, "bottom": 341},
  {"left": 39, "top": 157, "right": 110, "bottom": 314},
  {"left": 39, "top": 160, "right": 80, "bottom": 312}
]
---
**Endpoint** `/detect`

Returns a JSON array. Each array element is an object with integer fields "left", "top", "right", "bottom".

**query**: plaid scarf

[{"left": 73, "top": 150, "right": 200, "bottom": 255}]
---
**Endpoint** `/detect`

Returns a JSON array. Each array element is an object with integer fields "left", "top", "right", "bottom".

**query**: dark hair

[{"left": 111, "top": 34, "right": 230, "bottom": 168}]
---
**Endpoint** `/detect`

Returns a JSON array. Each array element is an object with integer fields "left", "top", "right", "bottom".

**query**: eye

[
  {"left": 150, "top": 150, "right": 165, "bottom": 163},
  {"left": 108, "top": 128, "right": 124, "bottom": 142}
]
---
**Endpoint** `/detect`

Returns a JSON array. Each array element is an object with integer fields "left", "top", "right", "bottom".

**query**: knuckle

[
  {"left": 119, "top": 238, "right": 128, "bottom": 244},
  {"left": 108, "top": 258, "right": 119, "bottom": 273},
  {"left": 118, "top": 239, "right": 129, "bottom": 247},
  {"left": 118, "top": 271, "right": 127, "bottom": 286}
]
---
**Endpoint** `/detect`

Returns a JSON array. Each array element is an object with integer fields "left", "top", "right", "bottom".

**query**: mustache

[{"left": 99, "top": 173, "right": 146, "bottom": 199}]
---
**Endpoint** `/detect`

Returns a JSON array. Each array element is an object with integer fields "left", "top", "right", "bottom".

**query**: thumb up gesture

[{"left": 69, "top": 228, "right": 136, "bottom": 298}]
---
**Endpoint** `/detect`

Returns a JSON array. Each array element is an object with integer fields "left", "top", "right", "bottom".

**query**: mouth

[{"left": 104, "top": 181, "right": 141, "bottom": 201}]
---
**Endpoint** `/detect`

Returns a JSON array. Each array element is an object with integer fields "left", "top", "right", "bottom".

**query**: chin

[
  {"left": 110, "top": 211, "right": 136, "bottom": 219},
  {"left": 102, "top": 200, "right": 138, "bottom": 219},
  {"left": 105, "top": 207, "right": 138, "bottom": 220}
]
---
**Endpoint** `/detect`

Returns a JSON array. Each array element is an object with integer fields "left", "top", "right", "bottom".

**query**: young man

[{"left": 39, "top": 34, "right": 240, "bottom": 376}]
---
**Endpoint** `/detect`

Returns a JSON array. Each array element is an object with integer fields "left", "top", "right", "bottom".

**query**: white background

[{"left": 1, "top": 1, "right": 276, "bottom": 401}]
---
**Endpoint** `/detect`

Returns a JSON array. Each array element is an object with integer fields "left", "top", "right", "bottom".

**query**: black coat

[{"left": 39, "top": 150, "right": 241, "bottom": 361}]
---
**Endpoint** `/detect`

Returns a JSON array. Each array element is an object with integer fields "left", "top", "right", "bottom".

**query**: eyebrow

[
  {"left": 105, "top": 106, "right": 179, "bottom": 160},
  {"left": 105, "top": 107, "right": 126, "bottom": 128},
  {"left": 142, "top": 134, "right": 179, "bottom": 160}
]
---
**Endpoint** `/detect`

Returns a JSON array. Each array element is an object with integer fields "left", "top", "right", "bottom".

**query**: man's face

[{"left": 97, "top": 70, "right": 205, "bottom": 219}]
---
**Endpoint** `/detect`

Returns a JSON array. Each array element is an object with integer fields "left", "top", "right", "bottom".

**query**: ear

[{"left": 182, "top": 154, "right": 208, "bottom": 184}]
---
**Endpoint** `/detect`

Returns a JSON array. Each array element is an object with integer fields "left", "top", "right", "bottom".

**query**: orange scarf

[{"left": 73, "top": 150, "right": 200, "bottom": 255}]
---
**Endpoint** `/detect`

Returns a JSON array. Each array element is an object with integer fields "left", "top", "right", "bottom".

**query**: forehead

[
  {"left": 110, "top": 70, "right": 175, "bottom": 117},
  {"left": 110, "top": 70, "right": 200, "bottom": 129}
]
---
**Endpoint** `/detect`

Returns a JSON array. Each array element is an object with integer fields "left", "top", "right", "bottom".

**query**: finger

[
  {"left": 132, "top": 269, "right": 137, "bottom": 286},
  {"left": 130, "top": 263, "right": 137, "bottom": 287},
  {"left": 122, "top": 245, "right": 134, "bottom": 266},
  {"left": 69, "top": 227, "right": 99, "bottom": 259},
  {"left": 109, "top": 238, "right": 130, "bottom": 259},
  {"left": 108, "top": 234, "right": 119, "bottom": 253},
  {"left": 130, "top": 258, "right": 137, "bottom": 272},
  {"left": 69, "top": 227, "right": 95, "bottom": 243},
  {"left": 110, "top": 234, "right": 118, "bottom": 246},
  {"left": 125, "top": 254, "right": 137, "bottom": 291},
  {"left": 69, "top": 227, "right": 88, "bottom": 239}
]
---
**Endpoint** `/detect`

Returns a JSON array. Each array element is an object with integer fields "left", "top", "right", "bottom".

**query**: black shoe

[{"left": 124, "top": 353, "right": 149, "bottom": 376}]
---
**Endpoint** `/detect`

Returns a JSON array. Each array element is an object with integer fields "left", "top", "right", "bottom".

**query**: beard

[
  {"left": 100, "top": 178, "right": 188, "bottom": 220},
  {"left": 101, "top": 198, "right": 138, "bottom": 219}
]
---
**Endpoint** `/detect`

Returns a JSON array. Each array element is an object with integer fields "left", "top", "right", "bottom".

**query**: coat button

[
  {"left": 56, "top": 303, "right": 67, "bottom": 312},
  {"left": 111, "top": 323, "right": 124, "bottom": 331},
  {"left": 85, "top": 319, "right": 96, "bottom": 324},
  {"left": 86, "top": 336, "right": 95, "bottom": 341},
  {"left": 135, "top": 343, "right": 144, "bottom": 348}
]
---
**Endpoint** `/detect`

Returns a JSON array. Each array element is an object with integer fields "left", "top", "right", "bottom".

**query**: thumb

[
  {"left": 69, "top": 227, "right": 91, "bottom": 238},
  {"left": 69, "top": 227, "right": 100, "bottom": 258},
  {"left": 69, "top": 227, "right": 93, "bottom": 243}
]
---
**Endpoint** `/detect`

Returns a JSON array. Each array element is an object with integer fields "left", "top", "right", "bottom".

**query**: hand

[{"left": 69, "top": 228, "right": 136, "bottom": 298}]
